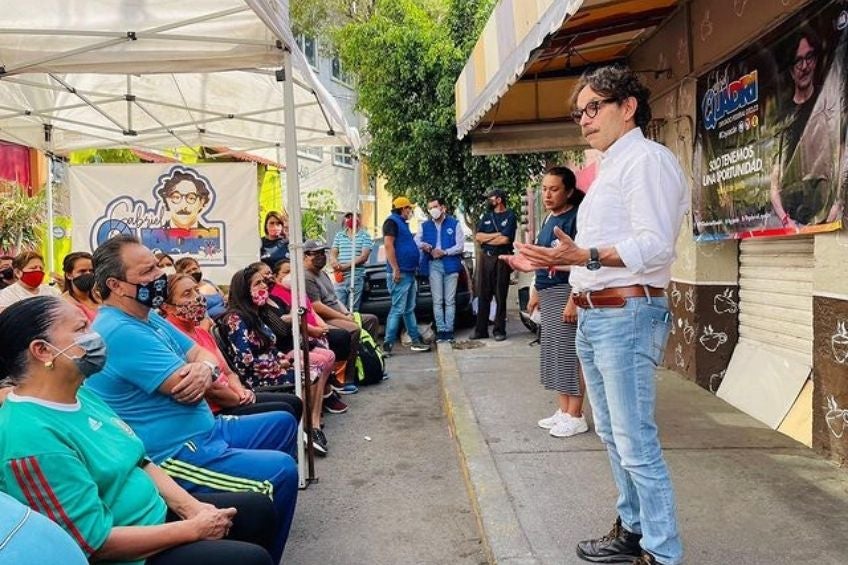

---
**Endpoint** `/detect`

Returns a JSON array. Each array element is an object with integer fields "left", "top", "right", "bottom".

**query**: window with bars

[
  {"left": 298, "top": 146, "right": 324, "bottom": 162},
  {"left": 333, "top": 146, "right": 354, "bottom": 168}
]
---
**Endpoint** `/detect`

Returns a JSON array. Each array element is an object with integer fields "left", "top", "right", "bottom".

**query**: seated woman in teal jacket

[{"left": 0, "top": 296, "right": 277, "bottom": 565}]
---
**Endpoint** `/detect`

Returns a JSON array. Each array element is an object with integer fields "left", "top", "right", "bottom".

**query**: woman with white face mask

[{"left": 0, "top": 296, "right": 278, "bottom": 565}]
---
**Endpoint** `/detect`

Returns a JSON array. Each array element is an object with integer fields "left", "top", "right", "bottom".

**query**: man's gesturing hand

[{"left": 514, "top": 227, "right": 588, "bottom": 268}]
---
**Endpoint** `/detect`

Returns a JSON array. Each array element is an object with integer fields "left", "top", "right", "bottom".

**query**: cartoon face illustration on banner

[
  {"left": 157, "top": 171, "right": 212, "bottom": 230},
  {"left": 90, "top": 165, "right": 227, "bottom": 267}
]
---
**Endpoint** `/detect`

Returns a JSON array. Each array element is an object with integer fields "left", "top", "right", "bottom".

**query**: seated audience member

[
  {"left": 62, "top": 251, "right": 100, "bottom": 322},
  {"left": 160, "top": 274, "right": 302, "bottom": 421},
  {"left": 0, "top": 254, "right": 16, "bottom": 290},
  {"left": 0, "top": 296, "right": 278, "bottom": 565},
  {"left": 302, "top": 240, "right": 380, "bottom": 391},
  {"left": 86, "top": 235, "right": 298, "bottom": 560},
  {"left": 259, "top": 211, "right": 289, "bottom": 268},
  {"left": 155, "top": 252, "right": 176, "bottom": 275},
  {"left": 174, "top": 257, "right": 227, "bottom": 320},
  {"left": 0, "top": 250, "right": 61, "bottom": 312},
  {"left": 220, "top": 264, "right": 332, "bottom": 454},
  {"left": 271, "top": 260, "right": 351, "bottom": 413}
]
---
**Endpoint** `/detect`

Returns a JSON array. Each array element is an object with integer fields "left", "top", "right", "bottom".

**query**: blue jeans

[
  {"left": 575, "top": 297, "right": 682, "bottom": 565},
  {"left": 384, "top": 272, "right": 421, "bottom": 345},
  {"left": 334, "top": 273, "right": 365, "bottom": 311},
  {"left": 429, "top": 260, "right": 459, "bottom": 333}
]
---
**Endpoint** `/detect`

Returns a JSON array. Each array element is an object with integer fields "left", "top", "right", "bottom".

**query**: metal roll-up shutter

[{"left": 738, "top": 236, "right": 814, "bottom": 364}]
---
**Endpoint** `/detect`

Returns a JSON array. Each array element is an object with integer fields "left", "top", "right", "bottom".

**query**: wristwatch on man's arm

[
  {"left": 203, "top": 360, "right": 222, "bottom": 380},
  {"left": 586, "top": 247, "right": 602, "bottom": 271}
]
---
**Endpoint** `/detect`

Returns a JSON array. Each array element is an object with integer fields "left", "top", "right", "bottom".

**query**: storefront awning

[{"left": 455, "top": 0, "right": 680, "bottom": 153}]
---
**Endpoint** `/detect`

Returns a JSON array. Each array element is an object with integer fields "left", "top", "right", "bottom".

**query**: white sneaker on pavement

[
  {"left": 538, "top": 409, "right": 568, "bottom": 430},
  {"left": 549, "top": 415, "right": 589, "bottom": 438}
]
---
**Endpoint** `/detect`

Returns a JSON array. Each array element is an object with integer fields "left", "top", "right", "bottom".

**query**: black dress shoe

[
  {"left": 576, "top": 517, "right": 642, "bottom": 563},
  {"left": 631, "top": 552, "right": 667, "bottom": 565},
  {"left": 493, "top": 332, "right": 506, "bottom": 341},
  {"left": 470, "top": 331, "right": 489, "bottom": 340}
]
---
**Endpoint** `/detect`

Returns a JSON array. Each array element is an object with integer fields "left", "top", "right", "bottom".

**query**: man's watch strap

[
  {"left": 202, "top": 360, "right": 221, "bottom": 378},
  {"left": 586, "top": 247, "right": 602, "bottom": 271}
]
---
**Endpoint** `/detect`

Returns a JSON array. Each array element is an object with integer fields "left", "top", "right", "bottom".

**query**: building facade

[{"left": 457, "top": 0, "right": 848, "bottom": 464}]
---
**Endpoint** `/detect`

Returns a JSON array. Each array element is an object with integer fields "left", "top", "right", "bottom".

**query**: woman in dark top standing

[
  {"left": 505, "top": 166, "right": 588, "bottom": 438},
  {"left": 259, "top": 211, "right": 290, "bottom": 268}
]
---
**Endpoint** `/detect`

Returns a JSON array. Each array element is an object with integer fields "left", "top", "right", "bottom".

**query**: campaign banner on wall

[
  {"left": 693, "top": 1, "right": 848, "bottom": 241},
  {"left": 69, "top": 163, "right": 258, "bottom": 284}
]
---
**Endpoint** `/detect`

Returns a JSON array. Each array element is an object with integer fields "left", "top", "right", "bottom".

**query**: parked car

[{"left": 359, "top": 237, "right": 474, "bottom": 326}]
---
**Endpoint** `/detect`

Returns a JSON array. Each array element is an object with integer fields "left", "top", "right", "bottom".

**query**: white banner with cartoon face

[{"left": 69, "top": 163, "right": 258, "bottom": 285}]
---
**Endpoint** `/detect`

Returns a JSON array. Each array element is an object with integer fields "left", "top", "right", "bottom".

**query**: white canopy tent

[{"left": 0, "top": 0, "right": 361, "bottom": 486}]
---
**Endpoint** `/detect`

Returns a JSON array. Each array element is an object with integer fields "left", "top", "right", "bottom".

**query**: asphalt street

[{"left": 285, "top": 344, "right": 486, "bottom": 565}]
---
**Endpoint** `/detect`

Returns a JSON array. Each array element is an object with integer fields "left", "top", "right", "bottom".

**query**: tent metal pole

[
  {"left": 282, "top": 48, "right": 312, "bottom": 488},
  {"left": 45, "top": 152, "right": 55, "bottom": 277},
  {"left": 348, "top": 156, "right": 360, "bottom": 312}
]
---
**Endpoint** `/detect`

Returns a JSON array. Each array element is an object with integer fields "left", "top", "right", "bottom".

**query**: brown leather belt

[{"left": 572, "top": 285, "right": 666, "bottom": 309}]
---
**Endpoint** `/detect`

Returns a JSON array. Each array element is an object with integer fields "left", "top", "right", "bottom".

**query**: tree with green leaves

[{"left": 294, "top": 0, "right": 552, "bottom": 230}]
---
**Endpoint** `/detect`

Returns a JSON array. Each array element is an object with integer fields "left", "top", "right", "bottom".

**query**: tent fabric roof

[
  {"left": 455, "top": 0, "right": 680, "bottom": 140},
  {"left": 0, "top": 0, "right": 359, "bottom": 155}
]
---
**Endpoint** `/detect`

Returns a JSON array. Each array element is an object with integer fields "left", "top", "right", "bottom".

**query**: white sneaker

[
  {"left": 549, "top": 415, "right": 589, "bottom": 438},
  {"left": 538, "top": 409, "right": 567, "bottom": 430}
]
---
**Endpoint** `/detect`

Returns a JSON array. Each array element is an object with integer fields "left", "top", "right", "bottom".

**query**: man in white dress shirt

[{"left": 515, "top": 66, "right": 687, "bottom": 565}]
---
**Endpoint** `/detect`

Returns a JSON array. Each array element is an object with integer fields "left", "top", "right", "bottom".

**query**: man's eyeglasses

[
  {"left": 793, "top": 52, "right": 816, "bottom": 70},
  {"left": 167, "top": 192, "right": 200, "bottom": 205},
  {"left": 570, "top": 97, "right": 618, "bottom": 122},
  {"left": 304, "top": 251, "right": 326, "bottom": 256}
]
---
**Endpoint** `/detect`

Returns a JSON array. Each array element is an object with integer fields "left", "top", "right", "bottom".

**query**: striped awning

[
  {"left": 455, "top": 0, "right": 582, "bottom": 140},
  {"left": 455, "top": 0, "right": 680, "bottom": 144}
]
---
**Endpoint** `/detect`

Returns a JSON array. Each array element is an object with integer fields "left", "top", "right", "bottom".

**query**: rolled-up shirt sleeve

[{"left": 614, "top": 152, "right": 684, "bottom": 275}]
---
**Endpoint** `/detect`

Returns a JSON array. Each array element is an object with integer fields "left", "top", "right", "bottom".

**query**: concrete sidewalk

[{"left": 439, "top": 318, "right": 848, "bottom": 565}]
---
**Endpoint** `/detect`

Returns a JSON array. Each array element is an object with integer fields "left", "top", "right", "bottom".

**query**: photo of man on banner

[{"left": 693, "top": 1, "right": 847, "bottom": 241}]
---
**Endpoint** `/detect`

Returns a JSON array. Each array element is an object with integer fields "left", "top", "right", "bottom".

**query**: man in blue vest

[
  {"left": 416, "top": 197, "right": 465, "bottom": 342},
  {"left": 382, "top": 196, "right": 431, "bottom": 356}
]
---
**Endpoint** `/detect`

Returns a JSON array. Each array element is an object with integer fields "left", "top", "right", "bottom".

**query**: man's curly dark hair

[{"left": 570, "top": 66, "right": 653, "bottom": 131}]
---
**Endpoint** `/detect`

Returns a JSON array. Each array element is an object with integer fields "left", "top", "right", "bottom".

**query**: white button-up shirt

[{"left": 570, "top": 128, "right": 689, "bottom": 293}]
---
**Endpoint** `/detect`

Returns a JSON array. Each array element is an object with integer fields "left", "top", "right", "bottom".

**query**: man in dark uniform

[{"left": 472, "top": 189, "right": 517, "bottom": 341}]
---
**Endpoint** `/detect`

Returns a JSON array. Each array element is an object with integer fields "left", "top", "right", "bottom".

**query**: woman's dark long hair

[
  {"left": 226, "top": 265, "right": 272, "bottom": 349},
  {"left": 545, "top": 165, "right": 585, "bottom": 207},
  {"left": 0, "top": 296, "right": 65, "bottom": 384}
]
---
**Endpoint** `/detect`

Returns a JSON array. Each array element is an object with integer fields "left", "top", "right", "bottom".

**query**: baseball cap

[
  {"left": 486, "top": 188, "right": 507, "bottom": 201},
  {"left": 303, "top": 239, "right": 327, "bottom": 253},
  {"left": 392, "top": 196, "right": 414, "bottom": 209}
]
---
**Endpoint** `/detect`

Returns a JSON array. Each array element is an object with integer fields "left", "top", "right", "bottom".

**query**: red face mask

[{"left": 19, "top": 270, "right": 44, "bottom": 288}]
